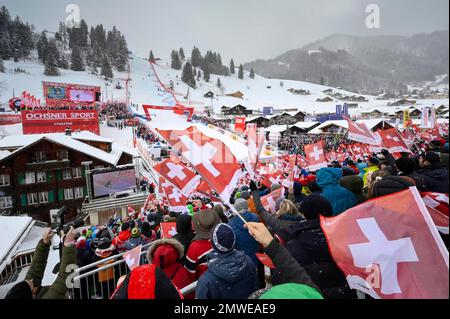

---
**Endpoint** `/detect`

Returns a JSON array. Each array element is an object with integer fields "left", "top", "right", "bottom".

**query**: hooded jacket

[
  {"left": 147, "top": 238, "right": 193, "bottom": 292},
  {"left": 316, "top": 168, "right": 357, "bottom": 216},
  {"left": 227, "top": 211, "right": 260, "bottom": 266},
  {"left": 413, "top": 164, "right": 449, "bottom": 194},
  {"left": 195, "top": 250, "right": 258, "bottom": 299},
  {"left": 340, "top": 175, "right": 367, "bottom": 204},
  {"left": 112, "top": 230, "right": 131, "bottom": 252},
  {"left": 172, "top": 214, "right": 195, "bottom": 257}
]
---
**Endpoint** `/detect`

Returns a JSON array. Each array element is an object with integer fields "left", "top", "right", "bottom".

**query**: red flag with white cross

[
  {"left": 304, "top": 141, "right": 328, "bottom": 172},
  {"left": 160, "top": 222, "right": 178, "bottom": 238},
  {"left": 159, "top": 177, "right": 188, "bottom": 212},
  {"left": 378, "top": 128, "right": 411, "bottom": 154},
  {"left": 320, "top": 187, "right": 449, "bottom": 299},
  {"left": 157, "top": 126, "right": 242, "bottom": 201},
  {"left": 260, "top": 187, "right": 284, "bottom": 214},
  {"left": 246, "top": 123, "right": 265, "bottom": 178},
  {"left": 122, "top": 245, "right": 142, "bottom": 271},
  {"left": 153, "top": 156, "right": 201, "bottom": 196},
  {"left": 343, "top": 115, "right": 379, "bottom": 145}
]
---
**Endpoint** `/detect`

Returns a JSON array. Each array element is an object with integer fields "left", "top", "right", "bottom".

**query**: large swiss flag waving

[
  {"left": 157, "top": 126, "right": 242, "bottom": 201},
  {"left": 378, "top": 128, "right": 411, "bottom": 154},
  {"left": 343, "top": 115, "right": 379, "bottom": 146},
  {"left": 159, "top": 177, "right": 188, "bottom": 212},
  {"left": 320, "top": 187, "right": 448, "bottom": 299},
  {"left": 153, "top": 156, "right": 201, "bottom": 196},
  {"left": 304, "top": 141, "right": 328, "bottom": 172}
]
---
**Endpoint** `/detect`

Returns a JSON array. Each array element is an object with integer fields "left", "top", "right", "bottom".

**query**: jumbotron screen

[{"left": 92, "top": 169, "right": 136, "bottom": 197}]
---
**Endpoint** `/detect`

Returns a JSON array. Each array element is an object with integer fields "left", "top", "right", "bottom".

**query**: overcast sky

[{"left": 1, "top": 0, "right": 448, "bottom": 63}]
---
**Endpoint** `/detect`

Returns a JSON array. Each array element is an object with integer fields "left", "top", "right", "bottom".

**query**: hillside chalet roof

[
  {"left": 309, "top": 119, "right": 390, "bottom": 134},
  {"left": 0, "top": 132, "right": 137, "bottom": 166}
]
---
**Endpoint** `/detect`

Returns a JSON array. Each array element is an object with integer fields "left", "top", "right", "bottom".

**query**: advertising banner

[
  {"left": 0, "top": 113, "right": 22, "bottom": 125},
  {"left": 21, "top": 110, "right": 100, "bottom": 135}
]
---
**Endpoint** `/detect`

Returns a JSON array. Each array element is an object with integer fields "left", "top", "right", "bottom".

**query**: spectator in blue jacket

[
  {"left": 196, "top": 224, "right": 258, "bottom": 299},
  {"left": 228, "top": 198, "right": 260, "bottom": 266},
  {"left": 316, "top": 167, "right": 357, "bottom": 216}
]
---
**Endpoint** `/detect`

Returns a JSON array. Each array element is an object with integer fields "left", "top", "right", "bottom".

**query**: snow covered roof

[
  {"left": 0, "top": 150, "right": 11, "bottom": 160},
  {"left": 0, "top": 216, "right": 33, "bottom": 272},
  {"left": 293, "top": 121, "right": 320, "bottom": 130},
  {"left": 0, "top": 132, "right": 136, "bottom": 166},
  {"left": 266, "top": 124, "right": 290, "bottom": 133},
  {"left": 309, "top": 120, "right": 348, "bottom": 134}
]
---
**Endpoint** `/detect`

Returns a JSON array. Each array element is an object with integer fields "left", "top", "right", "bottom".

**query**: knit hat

[
  {"left": 97, "top": 237, "right": 112, "bottom": 250},
  {"left": 422, "top": 151, "right": 440, "bottom": 164},
  {"left": 369, "top": 157, "right": 379, "bottom": 165},
  {"left": 5, "top": 281, "right": 33, "bottom": 299},
  {"left": 211, "top": 223, "right": 236, "bottom": 253},
  {"left": 395, "top": 157, "right": 416, "bottom": 175},
  {"left": 299, "top": 194, "right": 333, "bottom": 220},
  {"left": 192, "top": 209, "right": 220, "bottom": 240},
  {"left": 259, "top": 284, "right": 323, "bottom": 299},
  {"left": 131, "top": 227, "right": 140, "bottom": 238},
  {"left": 234, "top": 198, "right": 248, "bottom": 213},
  {"left": 235, "top": 191, "right": 241, "bottom": 199},
  {"left": 240, "top": 190, "right": 251, "bottom": 200}
]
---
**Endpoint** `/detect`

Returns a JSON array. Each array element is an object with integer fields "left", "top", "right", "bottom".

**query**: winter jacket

[
  {"left": 184, "top": 239, "right": 213, "bottom": 280},
  {"left": 316, "top": 168, "right": 357, "bottom": 216},
  {"left": 361, "top": 165, "right": 379, "bottom": 187},
  {"left": 413, "top": 164, "right": 449, "bottom": 194},
  {"left": 282, "top": 219, "right": 356, "bottom": 299},
  {"left": 125, "top": 236, "right": 146, "bottom": 251},
  {"left": 112, "top": 230, "right": 131, "bottom": 252},
  {"left": 26, "top": 239, "right": 77, "bottom": 299},
  {"left": 196, "top": 250, "right": 258, "bottom": 299},
  {"left": 92, "top": 245, "right": 118, "bottom": 283},
  {"left": 252, "top": 190, "right": 304, "bottom": 243},
  {"left": 148, "top": 238, "right": 193, "bottom": 292},
  {"left": 340, "top": 175, "right": 367, "bottom": 204},
  {"left": 172, "top": 214, "right": 195, "bottom": 258},
  {"left": 228, "top": 211, "right": 260, "bottom": 266}
]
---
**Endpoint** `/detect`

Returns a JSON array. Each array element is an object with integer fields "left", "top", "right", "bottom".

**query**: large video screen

[
  {"left": 47, "top": 87, "right": 66, "bottom": 100},
  {"left": 69, "top": 89, "right": 95, "bottom": 102},
  {"left": 92, "top": 169, "right": 136, "bottom": 197}
]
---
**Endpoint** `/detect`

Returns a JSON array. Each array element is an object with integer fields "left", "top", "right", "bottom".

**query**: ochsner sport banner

[{"left": 21, "top": 110, "right": 100, "bottom": 135}]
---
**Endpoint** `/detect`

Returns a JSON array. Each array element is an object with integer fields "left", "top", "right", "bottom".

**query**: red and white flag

[
  {"left": 157, "top": 126, "right": 242, "bottom": 201},
  {"left": 304, "top": 141, "right": 328, "bottom": 172},
  {"left": 320, "top": 187, "right": 449, "bottom": 299},
  {"left": 160, "top": 222, "right": 178, "bottom": 238},
  {"left": 378, "top": 128, "right": 411, "bottom": 154},
  {"left": 421, "top": 192, "right": 449, "bottom": 235},
  {"left": 261, "top": 172, "right": 283, "bottom": 188},
  {"left": 246, "top": 123, "right": 265, "bottom": 178},
  {"left": 122, "top": 245, "right": 142, "bottom": 271},
  {"left": 153, "top": 156, "right": 201, "bottom": 196},
  {"left": 160, "top": 177, "right": 188, "bottom": 212},
  {"left": 261, "top": 187, "right": 284, "bottom": 214},
  {"left": 343, "top": 116, "right": 379, "bottom": 145},
  {"left": 142, "top": 193, "right": 156, "bottom": 211}
]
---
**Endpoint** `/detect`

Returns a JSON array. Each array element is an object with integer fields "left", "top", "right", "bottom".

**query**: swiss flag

[
  {"left": 304, "top": 141, "right": 328, "bottom": 172},
  {"left": 159, "top": 177, "right": 188, "bottom": 212},
  {"left": 261, "top": 172, "right": 283, "bottom": 189},
  {"left": 122, "top": 245, "right": 142, "bottom": 271},
  {"left": 153, "top": 156, "right": 201, "bottom": 196},
  {"left": 157, "top": 126, "right": 242, "bottom": 201},
  {"left": 421, "top": 192, "right": 449, "bottom": 235},
  {"left": 157, "top": 176, "right": 167, "bottom": 199},
  {"left": 160, "top": 222, "right": 178, "bottom": 238},
  {"left": 260, "top": 187, "right": 284, "bottom": 214},
  {"left": 343, "top": 115, "right": 379, "bottom": 145},
  {"left": 234, "top": 116, "right": 246, "bottom": 133},
  {"left": 378, "top": 128, "right": 411, "bottom": 154},
  {"left": 246, "top": 123, "right": 265, "bottom": 177},
  {"left": 194, "top": 179, "right": 221, "bottom": 202},
  {"left": 142, "top": 193, "right": 156, "bottom": 211},
  {"left": 320, "top": 187, "right": 449, "bottom": 299}
]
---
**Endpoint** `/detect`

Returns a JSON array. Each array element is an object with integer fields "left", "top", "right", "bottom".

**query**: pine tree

[
  {"left": 179, "top": 47, "right": 185, "bottom": 60},
  {"left": 171, "top": 50, "right": 181, "bottom": 70},
  {"left": 230, "top": 59, "right": 235, "bottom": 74},
  {"left": 181, "top": 62, "right": 196, "bottom": 88},
  {"left": 191, "top": 47, "right": 202, "bottom": 68},
  {"left": 58, "top": 55, "right": 69, "bottom": 69},
  {"left": 101, "top": 55, "right": 113, "bottom": 79},
  {"left": 0, "top": 58, "right": 5, "bottom": 73},
  {"left": 70, "top": 45, "right": 85, "bottom": 71},
  {"left": 37, "top": 32, "right": 48, "bottom": 64},
  {"left": 238, "top": 64, "right": 244, "bottom": 79},
  {"left": 249, "top": 68, "right": 255, "bottom": 79},
  {"left": 193, "top": 68, "right": 197, "bottom": 77},
  {"left": 320, "top": 76, "right": 325, "bottom": 85},
  {"left": 197, "top": 70, "right": 202, "bottom": 79},
  {"left": 217, "top": 77, "right": 221, "bottom": 88},
  {"left": 203, "top": 61, "right": 210, "bottom": 82},
  {"left": 44, "top": 50, "right": 60, "bottom": 76},
  {"left": 149, "top": 50, "right": 155, "bottom": 61}
]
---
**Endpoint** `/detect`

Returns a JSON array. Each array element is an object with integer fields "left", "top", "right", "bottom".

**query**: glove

[{"left": 250, "top": 180, "right": 258, "bottom": 192}]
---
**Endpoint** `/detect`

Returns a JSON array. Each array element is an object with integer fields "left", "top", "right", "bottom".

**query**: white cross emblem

[
  {"left": 168, "top": 188, "right": 182, "bottom": 202},
  {"left": 269, "top": 176, "right": 280, "bottom": 184},
  {"left": 166, "top": 162, "right": 187, "bottom": 180},
  {"left": 386, "top": 135, "right": 400, "bottom": 142},
  {"left": 248, "top": 138, "right": 258, "bottom": 162},
  {"left": 348, "top": 218, "right": 419, "bottom": 294},
  {"left": 179, "top": 135, "right": 221, "bottom": 177},
  {"left": 168, "top": 226, "right": 178, "bottom": 237},
  {"left": 266, "top": 196, "right": 277, "bottom": 213},
  {"left": 125, "top": 254, "right": 135, "bottom": 267},
  {"left": 309, "top": 146, "right": 322, "bottom": 161}
]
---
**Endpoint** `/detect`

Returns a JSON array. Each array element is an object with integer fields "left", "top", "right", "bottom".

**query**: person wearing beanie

[
  {"left": 381, "top": 149, "right": 396, "bottom": 167},
  {"left": 172, "top": 214, "right": 195, "bottom": 259},
  {"left": 196, "top": 224, "right": 258, "bottom": 299},
  {"left": 147, "top": 238, "right": 194, "bottom": 297},
  {"left": 316, "top": 168, "right": 357, "bottom": 216},
  {"left": 228, "top": 198, "right": 260, "bottom": 265},
  {"left": 92, "top": 237, "right": 118, "bottom": 299},
  {"left": 184, "top": 210, "right": 220, "bottom": 280},
  {"left": 140, "top": 222, "right": 157, "bottom": 245},
  {"left": 340, "top": 175, "right": 367, "bottom": 204},
  {"left": 413, "top": 151, "right": 449, "bottom": 193},
  {"left": 361, "top": 157, "right": 380, "bottom": 187},
  {"left": 125, "top": 228, "right": 146, "bottom": 251},
  {"left": 395, "top": 157, "right": 416, "bottom": 177},
  {"left": 240, "top": 190, "right": 251, "bottom": 201},
  {"left": 246, "top": 222, "right": 323, "bottom": 299},
  {"left": 112, "top": 222, "right": 132, "bottom": 253},
  {"left": 5, "top": 227, "right": 77, "bottom": 299}
]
